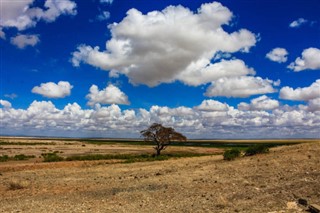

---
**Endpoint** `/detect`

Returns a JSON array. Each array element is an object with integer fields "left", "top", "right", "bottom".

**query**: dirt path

[{"left": 0, "top": 142, "right": 319, "bottom": 212}]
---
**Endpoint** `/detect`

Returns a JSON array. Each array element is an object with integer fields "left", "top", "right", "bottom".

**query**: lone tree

[{"left": 140, "top": 123, "right": 187, "bottom": 156}]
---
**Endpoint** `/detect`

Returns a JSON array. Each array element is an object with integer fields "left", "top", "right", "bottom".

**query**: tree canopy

[{"left": 140, "top": 123, "right": 187, "bottom": 156}]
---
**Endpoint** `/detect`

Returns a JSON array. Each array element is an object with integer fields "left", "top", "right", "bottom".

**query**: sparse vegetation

[
  {"left": 0, "top": 154, "right": 35, "bottom": 162},
  {"left": 0, "top": 155, "right": 9, "bottom": 162},
  {"left": 223, "top": 148, "right": 241, "bottom": 161},
  {"left": 13, "top": 154, "right": 35, "bottom": 161},
  {"left": 223, "top": 144, "right": 270, "bottom": 160},
  {"left": 65, "top": 153, "right": 207, "bottom": 163},
  {"left": 7, "top": 180, "right": 28, "bottom": 190},
  {"left": 245, "top": 144, "right": 269, "bottom": 156},
  {"left": 0, "top": 141, "right": 54, "bottom": 146},
  {"left": 41, "top": 152, "right": 64, "bottom": 162}
]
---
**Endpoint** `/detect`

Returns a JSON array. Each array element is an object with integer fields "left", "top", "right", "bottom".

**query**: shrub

[
  {"left": 8, "top": 181, "right": 26, "bottom": 190},
  {"left": 223, "top": 148, "right": 241, "bottom": 161},
  {"left": 245, "top": 144, "right": 269, "bottom": 156},
  {"left": 13, "top": 154, "right": 35, "bottom": 161},
  {"left": 0, "top": 155, "right": 9, "bottom": 162},
  {"left": 41, "top": 152, "right": 64, "bottom": 162}
]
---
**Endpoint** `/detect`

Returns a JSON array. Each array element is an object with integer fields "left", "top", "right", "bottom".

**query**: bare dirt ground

[{"left": 0, "top": 138, "right": 319, "bottom": 213}]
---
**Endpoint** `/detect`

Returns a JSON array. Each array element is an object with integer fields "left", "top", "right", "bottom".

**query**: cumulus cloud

[
  {"left": 288, "top": 48, "right": 320, "bottom": 71},
  {"left": 238, "top": 95, "right": 279, "bottom": 111},
  {"left": 266, "top": 48, "right": 288, "bottom": 63},
  {"left": 195, "top": 100, "right": 229, "bottom": 111},
  {"left": 1, "top": 100, "right": 319, "bottom": 138},
  {"left": 177, "top": 59, "right": 255, "bottom": 86},
  {"left": 280, "top": 79, "right": 320, "bottom": 101},
  {"left": 0, "top": 0, "right": 77, "bottom": 31},
  {"left": 289, "top": 18, "right": 308, "bottom": 28},
  {"left": 86, "top": 84, "right": 130, "bottom": 106},
  {"left": 72, "top": 2, "right": 257, "bottom": 87},
  {"left": 31, "top": 81, "right": 73, "bottom": 98},
  {"left": 305, "top": 98, "right": 320, "bottom": 112},
  {"left": 0, "top": 100, "right": 12, "bottom": 108},
  {"left": 10, "top": 34, "right": 40, "bottom": 49},
  {"left": 205, "top": 76, "right": 278, "bottom": 98}
]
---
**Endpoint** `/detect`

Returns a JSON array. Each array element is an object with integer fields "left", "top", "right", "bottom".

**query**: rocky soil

[{"left": 0, "top": 141, "right": 319, "bottom": 213}]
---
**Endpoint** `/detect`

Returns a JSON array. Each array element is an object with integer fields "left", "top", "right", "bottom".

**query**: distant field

[{"left": 1, "top": 136, "right": 318, "bottom": 148}]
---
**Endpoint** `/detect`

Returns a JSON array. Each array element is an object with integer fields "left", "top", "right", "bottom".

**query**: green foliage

[
  {"left": 0, "top": 154, "right": 35, "bottom": 162},
  {"left": 65, "top": 153, "right": 207, "bottom": 163},
  {"left": 245, "top": 144, "right": 269, "bottom": 156},
  {"left": 0, "top": 141, "right": 53, "bottom": 146},
  {"left": 0, "top": 155, "right": 9, "bottom": 162},
  {"left": 41, "top": 152, "right": 64, "bottom": 162},
  {"left": 223, "top": 148, "right": 241, "bottom": 161},
  {"left": 13, "top": 154, "right": 35, "bottom": 161}
]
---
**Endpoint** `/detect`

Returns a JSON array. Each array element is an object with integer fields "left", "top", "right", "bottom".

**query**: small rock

[{"left": 298, "top": 198, "right": 308, "bottom": 206}]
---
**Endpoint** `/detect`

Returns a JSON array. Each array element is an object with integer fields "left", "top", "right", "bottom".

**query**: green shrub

[
  {"left": 65, "top": 153, "right": 207, "bottom": 163},
  {"left": 13, "top": 154, "right": 35, "bottom": 161},
  {"left": 245, "top": 144, "right": 269, "bottom": 156},
  {"left": 223, "top": 148, "right": 241, "bottom": 161},
  {"left": 41, "top": 152, "right": 64, "bottom": 162},
  {"left": 0, "top": 155, "right": 9, "bottom": 162}
]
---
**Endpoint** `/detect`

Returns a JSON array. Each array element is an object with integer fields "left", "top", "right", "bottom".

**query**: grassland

[{"left": 0, "top": 137, "right": 319, "bottom": 212}]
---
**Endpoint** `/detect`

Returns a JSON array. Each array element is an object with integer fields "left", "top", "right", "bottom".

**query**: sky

[{"left": 0, "top": 0, "right": 320, "bottom": 139}]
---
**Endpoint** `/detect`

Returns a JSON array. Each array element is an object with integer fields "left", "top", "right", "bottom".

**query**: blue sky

[{"left": 0, "top": 0, "right": 319, "bottom": 138}]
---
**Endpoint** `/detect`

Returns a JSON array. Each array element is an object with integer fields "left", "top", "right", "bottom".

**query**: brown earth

[{"left": 0, "top": 138, "right": 319, "bottom": 213}]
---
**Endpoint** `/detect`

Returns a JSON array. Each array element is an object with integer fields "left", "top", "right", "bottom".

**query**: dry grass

[
  {"left": 7, "top": 179, "right": 29, "bottom": 190},
  {"left": 0, "top": 137, "right": 319, "bottom": 212}
]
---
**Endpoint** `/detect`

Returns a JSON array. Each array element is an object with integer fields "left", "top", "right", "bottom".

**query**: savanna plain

[{"left": 0, "top": 137, "right": 319, "bottom": 213}]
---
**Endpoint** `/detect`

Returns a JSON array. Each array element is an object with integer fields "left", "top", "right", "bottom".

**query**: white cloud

[
  {"left": 72, "top": 2, "right": 257, "bottom": 87},
  {"left": 238, "top": 95, "right": 279, "bottom": 111},
  {"left": 86, "top": 84, "right": 130, "bottom": 106},
  {"left": 0, "top": 0, "right": 77, "bottom": 31},
  {"left": 97, "top": 11, "right": 111, "bottom": 21},
  {"left": 177, "top": 59, "right": 255, "bottom": 86},
  {"left": 41, "top": 0, "right": 77, "bottom": 22},
  {"left": 195, "top": 100, "right": 229, "bottom": 111},
  {"left": 266, "top": 48, "right": 288, "bottom": 63},
  {"left": 205, "top": 76, "right": 278, "bottom": 98},
  {"left": 1, "top": 100, "right": 319, "bottom": 138},
  {"left": 100, "top": 0, "right": 113, "bottom": 4},
  {"left": 31, "top": 81, "right": 73, "bottom": 98},
  {"left": 0, "top": 0, "right": 35, "bottom": 30},
  {"left": 289, "top": 18, "right": 308, "bottom": 28},
  {"left": 10, "top": 34, "right": 40, "bottom": 49},
  {"left": 0, "top": 28, "right": 5, "bottom": 39},
  {"left": 4, "top": 93, "right": 18, "bottom": 99},
  {"left": 280, "top": 79, "right": 320, "bottom": 101},
  {"left": 288, "top": 48, "right": 320, "bottom": 71},
  {"left": 0, "top": 100, "right": 12, "bottom": 108},
  {"left": 306, "top": 98, "right": 320, "bottom": 112}
]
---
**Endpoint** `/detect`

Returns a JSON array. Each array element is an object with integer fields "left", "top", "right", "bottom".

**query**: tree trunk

[{"left": 156, "top": 148, "right": 161, "bottom": 156}]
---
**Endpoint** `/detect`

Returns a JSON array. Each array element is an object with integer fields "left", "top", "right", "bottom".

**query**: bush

[
  {"left": 13, "top": 154, "right": 35, "bottom": 161},
  {"left": 223, "top": 148, "right": 241, "bottom": 161},
  {"left": 7, "top": 181, "right": 26, "bottom": 190},
  {"left": 0, "top": 155, "right": 9, "bottom": 162},
  {"left": 245, "top": 144, "right": 269, "bottom": 156},
  {"left": 41, "top": 152, "right": 64, "bottom": 162}
]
